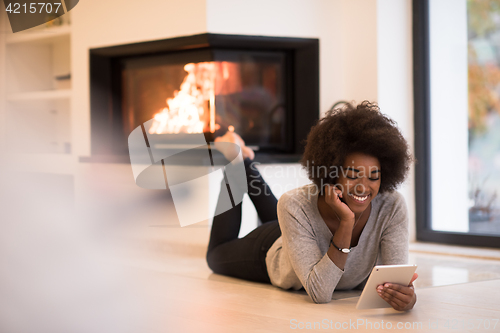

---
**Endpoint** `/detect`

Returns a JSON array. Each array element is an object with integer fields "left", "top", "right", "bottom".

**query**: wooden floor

[
  {"left": 71, "top": 164, "right": 500, "bottom": 330},
  {"left": 114, "top": 224, "right": 500, "bottom": 333},
  {"left": 3, "top": 212, "right": 500, "bottom": 332},
  {"left": 4, "top": 164, "right": 500, "bottom": 332},
  {"left": 129, "top": 270, "right": 500, "bottom": 333}
]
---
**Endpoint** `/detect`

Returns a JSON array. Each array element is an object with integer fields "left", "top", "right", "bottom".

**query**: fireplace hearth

[{"left": 85, "top": 33, "right": 319, "bottom": 163}]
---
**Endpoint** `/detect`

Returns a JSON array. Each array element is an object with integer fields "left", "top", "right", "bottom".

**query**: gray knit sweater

[{"left": 265, "top": 184, "right": 409, "bottom": 304}]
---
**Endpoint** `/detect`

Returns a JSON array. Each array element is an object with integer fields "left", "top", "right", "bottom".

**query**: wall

[
  {"left": 377, "top": 0, "right": 416, "bottom": 240},
  {"left": 339, "top": 0, "right": 379, "bottom": 105},
  {"left": 206, "top": 0, "right": 342, "bottom": 113},
  {"left": 206, "top": 0, "right": 379, "bottom": 114}
]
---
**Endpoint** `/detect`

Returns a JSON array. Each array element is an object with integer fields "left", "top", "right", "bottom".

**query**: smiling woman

[{"left": 206, "top": 101, "right": 416, "bottom": 309}]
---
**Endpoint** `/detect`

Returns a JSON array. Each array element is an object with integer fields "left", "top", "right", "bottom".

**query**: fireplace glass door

[{"left": 120, "top": 49, "right": 289, "bottom": 153}]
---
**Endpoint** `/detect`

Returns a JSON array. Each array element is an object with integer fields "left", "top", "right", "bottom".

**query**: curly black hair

[{"left": 300, "top": 101, "right": 413, "bottom": 193}]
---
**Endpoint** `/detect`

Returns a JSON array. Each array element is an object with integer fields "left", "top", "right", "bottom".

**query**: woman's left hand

[{"left": 376, "top": 273, "right": 418, "bottom": 311}]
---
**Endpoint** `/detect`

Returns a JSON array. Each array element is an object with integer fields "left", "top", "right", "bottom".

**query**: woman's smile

[{"left": 348, "top": 192, "right": 371, "bottom": 204}]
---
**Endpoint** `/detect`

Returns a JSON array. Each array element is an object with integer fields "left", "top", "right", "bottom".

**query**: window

[{"left": 414, "top": 0, "right": 500, "bottom": 247}]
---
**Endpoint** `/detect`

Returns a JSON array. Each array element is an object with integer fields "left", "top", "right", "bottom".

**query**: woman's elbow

[
  {"left": 310, "top": 292, "right": 332, "bottom": 304},
  {"left": 305, "top": 280, "right": 333, "bottom": 304}
]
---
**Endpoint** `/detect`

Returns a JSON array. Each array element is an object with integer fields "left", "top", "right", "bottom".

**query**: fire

[{"left": 149, "top": 62, "right": 217, "bottom": 134}]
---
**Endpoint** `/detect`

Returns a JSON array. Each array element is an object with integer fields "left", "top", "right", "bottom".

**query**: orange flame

[
  {"left": 149, "top": 63, "right": 212, "bottom": 134},
  {"left": 149, "top": 61, "right": 243, "bottom": 135}
]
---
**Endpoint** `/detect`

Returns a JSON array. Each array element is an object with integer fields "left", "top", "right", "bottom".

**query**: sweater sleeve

[
  {"left": 378, "top": 192, "right": 409, "bottom": 265},
  {"left": 277, "top": 196, "right": 344, "bottom": 304}
]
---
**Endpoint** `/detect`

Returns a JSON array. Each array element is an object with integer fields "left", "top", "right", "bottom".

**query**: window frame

[{"left": 413, "top": 0, "right": 500, "bottom": 248}]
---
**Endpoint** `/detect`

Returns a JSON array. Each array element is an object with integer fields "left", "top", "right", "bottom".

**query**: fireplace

[{"left": 86, "top": 33, "right": 319, "bottom": 163}]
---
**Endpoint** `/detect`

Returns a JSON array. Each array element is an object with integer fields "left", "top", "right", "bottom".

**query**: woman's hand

[
  {"left": 324, "top": 184, "right": 355, "bottom": 223},
  {"left": 377, "top": 273, "right": 418, "bottom": 311}
]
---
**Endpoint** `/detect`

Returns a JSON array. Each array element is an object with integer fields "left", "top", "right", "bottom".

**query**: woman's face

[{"left": 336, "top": 152, "right": 381, "bottom": 214}]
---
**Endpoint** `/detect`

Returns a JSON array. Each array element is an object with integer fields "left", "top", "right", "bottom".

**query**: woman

[{"left": 206, "top": 101, "right": 416, "bottom": 310}]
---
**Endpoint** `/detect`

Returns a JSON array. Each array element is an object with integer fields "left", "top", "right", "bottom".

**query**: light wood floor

[
  {"left": 128, "top": 269, "right": 500, "bottom": 333},
  {"left": 4, "top": 209, "right": 499, "bottom": 332},
  {"left": 5, "top": 166, "right": 500, "bottom": 332},
  {"left": 114, "top": 224, "right": 500, "bottom": 333}
]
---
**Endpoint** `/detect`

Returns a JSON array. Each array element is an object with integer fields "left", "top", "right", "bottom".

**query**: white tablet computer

[{"left": 356, "top": 264, "right": 417, "bottom": 310}]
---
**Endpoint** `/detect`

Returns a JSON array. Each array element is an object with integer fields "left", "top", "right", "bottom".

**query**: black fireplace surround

[{"left": 85, "top": 33, "right": 319, "bottom": 163}]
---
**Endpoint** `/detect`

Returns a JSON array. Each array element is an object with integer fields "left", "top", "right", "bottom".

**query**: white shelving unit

[
  {"left": 0, "top": 12, "right": 6, "bottom": 154},
  {"left": 1, "top": 15, "right": 74, "bottom": 173},
  {"left": 6, "top": 89, "right": 72, "bottom": 101},
  {"left": 5, "top": 24, "right": 71, "bottom": 44}
]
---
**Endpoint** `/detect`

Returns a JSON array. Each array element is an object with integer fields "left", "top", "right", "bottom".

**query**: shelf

[
  {"left": 1, "top": 13, "right": 73, "bottom": 174},
  {"left": 7, "top": 89, "right": 71, "bottom": 101},
  {"left": 5, "top": 25, "right": 70, "bottom": 44},
  {"left": 7, "top": 153, "right": 76, "bottom": 174},
  {"left": 5, "top": 98, "right": 71, "bottom": 155}
]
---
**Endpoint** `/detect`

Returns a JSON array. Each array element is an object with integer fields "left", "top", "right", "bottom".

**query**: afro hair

[{"left": 300, "top": 101, "right": 413, "bottom": 193}]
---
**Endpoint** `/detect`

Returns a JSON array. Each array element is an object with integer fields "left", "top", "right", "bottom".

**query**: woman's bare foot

[{"left": 214, "top": 131, "right": 255, "bottom": 161}]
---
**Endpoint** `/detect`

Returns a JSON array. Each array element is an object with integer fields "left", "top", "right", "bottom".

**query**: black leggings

[{"left": 206, "top": 158, "right": 281, "bottom": 283}]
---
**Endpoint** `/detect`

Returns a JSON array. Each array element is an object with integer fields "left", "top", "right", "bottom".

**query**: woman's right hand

[{"left": 324, "top": 184, "right": 355, "bottom": 223}]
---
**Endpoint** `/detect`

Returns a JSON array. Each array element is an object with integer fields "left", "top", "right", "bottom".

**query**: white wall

[
  {"left": 377, "top": 0, "right": 416, "bottom": 240},
  {"left": 206, "top": 0, "right": 379, "bottom": 115},
  {"left": 206, "top": 0, "right": 345, "bottom": 114},
  {"left": 339, "top": 0, "right": 378, "bottom": 104}
]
